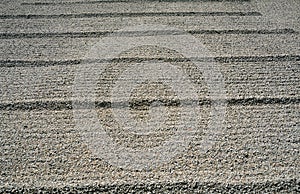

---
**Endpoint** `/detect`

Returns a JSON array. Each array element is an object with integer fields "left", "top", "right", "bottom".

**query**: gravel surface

[{"left": 0, "top": 0, "right": 299, "bottom": 193}]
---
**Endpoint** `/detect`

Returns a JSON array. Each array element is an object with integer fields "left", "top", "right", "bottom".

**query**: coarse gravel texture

[{"left": 0, "top": 0, "right": 299, "bottom": 193}]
